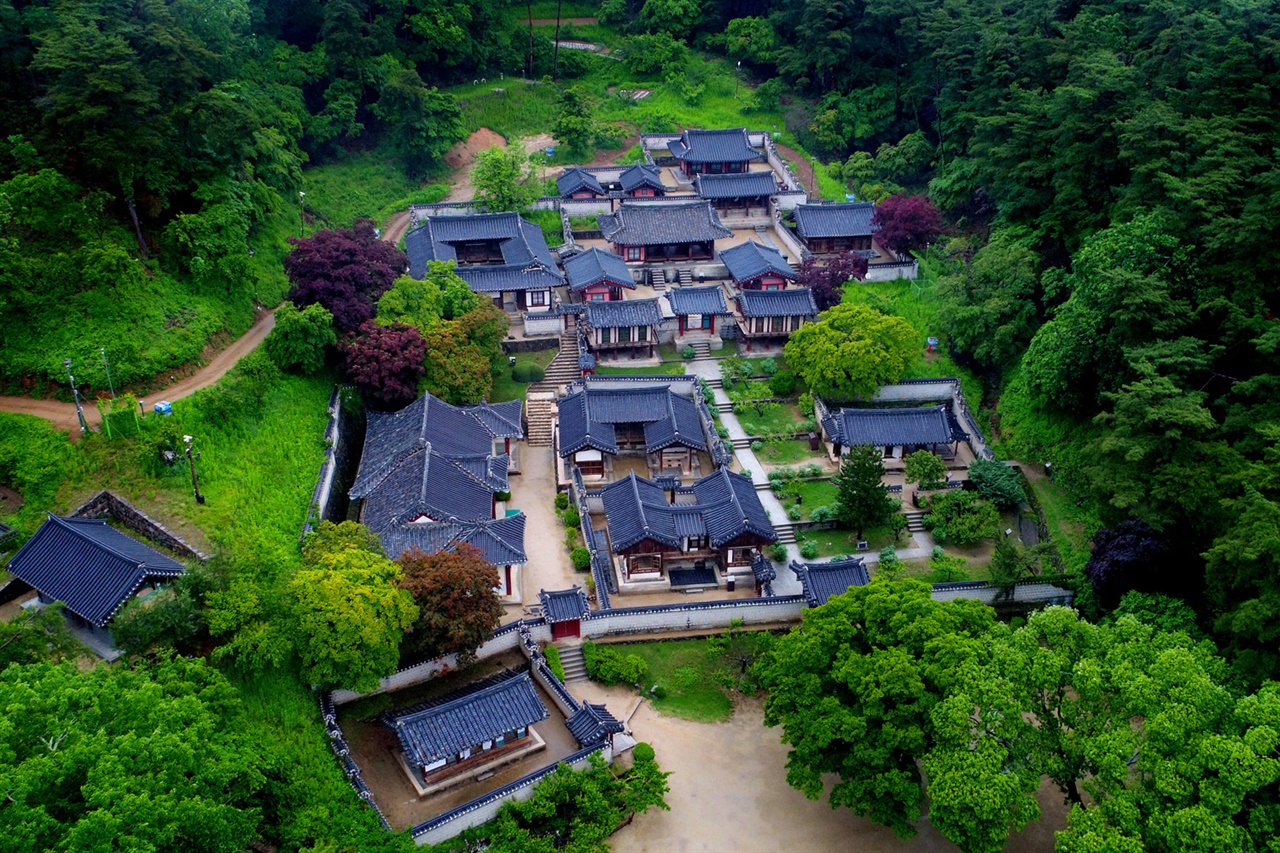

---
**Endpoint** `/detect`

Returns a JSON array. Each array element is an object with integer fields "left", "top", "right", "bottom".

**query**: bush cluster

[{"left": 583, "top": 641, "right": 649, "bottom": 686}]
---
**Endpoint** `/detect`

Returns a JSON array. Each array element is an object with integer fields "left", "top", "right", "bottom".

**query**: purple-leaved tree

[
  {"left": 285, "top": 218, "right": 407, "bottom": 333},
  {"left": 342, "top": 320, "right": 426, "bottom": 409},
  {"left": 872, "top": 194, "right": 943, "bottom": 257}
]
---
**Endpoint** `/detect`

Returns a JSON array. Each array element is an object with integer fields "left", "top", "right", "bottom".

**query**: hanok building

[
  {"left": 349, "top": 393, "right": 527, "bottom": 599},
  {"left": 821, "top": 404, "right": 965, "bottom": 461},
  {"left": 564, "top": 248, "right": 637, "bottom": 303},
  {"left": 556, "top": 381, "right": 712, "bottom": 482},
  {"left": 694, "top": 171, "right": 778, "bottom": 216},
  {"left": 791, "top": 202, "right": 878, "bottom": 255},
  {"left": 790, "top": 557, "right": 871, "bottom": 608},
  {"left": 557, "top": 165, "right": 606, "bottom": 200},
  {"left": 720, "top": 240, "right": 798, "bottom": 291},
  {"left": 597, "top": 469, "right": 776, "bottom": 590},
  {"left": 404, "top": 212, "right": 565, "bottom": 315},
  {"left": 380, "top": 514, "right": 527, "bottom": 601},
  {"left": 385, "top": 669, "right": 550, "bottom": 788},
  {"left": 666, "top": 285, "right": 728, "bottom": 338},
  {"left": 618, "top": 163, "right": 667, "bottom": 197},
  {"left": 597, "top": 200, "right": 732, "bottom": 264},
  {"left": 566, "top": 297, "right": 666, "bottom": 359},
  {"left": 668, "top": 127, "right": 764, "bottom": 177},
  {"left": 733, "top": 287, "right": 818, "bottom": 351},
  {"left": 5, "top": 514, "right": 185, "bottom": 647},
  {"left": 566, "top": 702, "right": 625, "bottom": 748}
]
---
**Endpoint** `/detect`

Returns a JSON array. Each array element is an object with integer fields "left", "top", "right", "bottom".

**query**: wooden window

[
  {"left": 618, "top": 325, "right": 632, "bottom": 343},
  {"left": 637, "top": 325, "right": 649, "bottom": 341},
  {"left": 527, "top": 290, "right": 547, "bottom": 306},
  {"left": 626, "top": 246, "right": 642, "bottom": 261}
]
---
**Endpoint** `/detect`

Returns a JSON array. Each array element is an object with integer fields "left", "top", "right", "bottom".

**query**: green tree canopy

[
  {"left": 376, "top": 263, "right": 481, "bottom": 332},
  {"left": 0, "top": 656, "right": 266, "bottom": 852},
  {"left": 783, "top": 303, "right": 917, "bottom": 401},
  {"left": 903, "top": 449, "right": 947, "bottom": 490},
  {"left": 756, "top": 579, "right": 997, "bottom": 838},
  {"left": 472, "top": 145, "right": 538, "bottom": 212},
  {"left": 287, "top": 548, "right": 418, "bottom": 691},
  {"left": 833, "top": 444, "right": 897, "bottom": 539},
  {"left": 265, "top": 301, "right": 336, "bottom": 374}
]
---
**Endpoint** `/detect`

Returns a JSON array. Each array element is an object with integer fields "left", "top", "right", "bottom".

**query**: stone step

[
  {"left": 556, "top": 645, "right": 589, "bottom": 683},
  {"left": 715, "top": 401, "right": 734, "bottom": 413},
  {"left": 703, "top": 377, "right": 724, "bottom": 389}
]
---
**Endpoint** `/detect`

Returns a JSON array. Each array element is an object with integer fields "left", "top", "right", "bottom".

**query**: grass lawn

[
  {"left": 756, "top": 438, "right": 817, "bottom": 465},
  {"left": 521, "top": 208, "right": 565, "bottom": 247},
  {"left": 736, "top": 402, "right": 805, "bottom": 436},
  {"left": 593, "top": 361, "right": 685, "bottom": 377},
  {"left": 1025, "top": 475, "right": 1091, "bottom": 573},
  {"left": 621, "top": 639, "right": 734, "bottom": 722},
  {"left": 491, "top": 349, "right": 558, "bottom": 404},
  {"left": 799, "top": 525, "right": 896, "bottom": 558},
  {"left": 773, "top": 477, "right": 839, "bottom": 514}
]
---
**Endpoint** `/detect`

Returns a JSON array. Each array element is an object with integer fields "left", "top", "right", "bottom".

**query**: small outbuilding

[
  {"left": 789, "top": 557, "right": 871, "bottom": 608},
  {"left": 539, "top": 586, "right": 591, "bottom": 640}
]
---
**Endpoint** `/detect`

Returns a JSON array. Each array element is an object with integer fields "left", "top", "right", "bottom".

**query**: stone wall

[{"left": 70, "top": 491, "right": 207, "bottom": 561}]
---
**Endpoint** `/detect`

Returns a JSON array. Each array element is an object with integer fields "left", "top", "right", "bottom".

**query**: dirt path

[
  {"left": 443, "top": 129, "right": 558, "bottom": 202},
  {"left": 569, "top": 681, "right": 1069, "bottom": 852},
  {"left": 0, "top": 308, "right": 276, "bottom": 435},
  {"left": 774, "top": 141, "right": 820, "bottom": 198},
  {"left": 520, "top": 16, "right": 599, "bottom": 25},
  {"left": 380, "top": 209, "right": 413, "bottom": 246}
]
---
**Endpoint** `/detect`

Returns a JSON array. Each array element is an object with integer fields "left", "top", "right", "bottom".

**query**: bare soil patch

[
  {"left": 0, "top": 484, "right": 24, "bottom": 514},
  {"left": 774, "top": 141, "right": 818, "bottom": 197},
  {"left": 444, "top": 127, "right": 507, "bottom": 170},
  {"left": 569, "top": 681, "right": 1069, "bottom": 852}
]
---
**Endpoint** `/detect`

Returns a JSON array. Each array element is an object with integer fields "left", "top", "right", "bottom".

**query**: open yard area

[
  {"left": 735, "top": 402, "right": 807, "bottom": 436},
  {"left": 569, "top": 679, "right": 1070, "bottom": 853},
  {"left": 491, "top": 348, "right": 558, "bottom": 404}
]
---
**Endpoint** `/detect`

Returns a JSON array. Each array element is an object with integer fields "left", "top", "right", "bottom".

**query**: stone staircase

[
  {"left": 557, "top": 643, "right": 588, "bottom": 683},
  {"left": 676, "top": 269, "right": 694, "bottom": 286},
  {"left": 730, "top": 436, "right": 755, "bottom": 450},
  {"left": 688, "top": 340, "right": 713, "bottom": 360},
  {"left": 526, "top": 393, "right": 557, "bottom": 447},
  {"left": 650, "top": 269, "right": 668, "bottom": 292},
  {"left": 904, "top": 510, "right": 927, "bottom": 533},
  {"left": 773, "top": 522, "right": 799, "bottom": 545},
  {"left": 715, "top": 400, "right": 735, "bottom": 414},
  {"left": 702, "top": 376, "right": 723, "bottom": 389},
  {"left": 525, "top": 332, "right": 582, "bottom": 447}
]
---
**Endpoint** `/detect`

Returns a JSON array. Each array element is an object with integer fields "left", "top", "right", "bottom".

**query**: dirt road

[
  {"left": 380, "top": 209, "right": 413, "bottom": 246},
  {"left": 0, "top": 307, "right": 276, "bottom": 434}
]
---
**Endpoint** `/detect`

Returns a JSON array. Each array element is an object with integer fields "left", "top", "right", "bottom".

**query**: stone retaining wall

[{"left": 70, "top": 491, "right": 207, "bottom": 561}]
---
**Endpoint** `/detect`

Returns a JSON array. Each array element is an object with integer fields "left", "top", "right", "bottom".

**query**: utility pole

[
  {"left": 183, "top": 435, "right": 205, "bottom": 505},
  {"left": 62, "top": 358, "right": 88, "bottom": 435},
  {"left": 298, "top": 191, "right": 306, "bottom": 237},
  {"left": 552, "top": 0, "right": 563, "bottom": 81},
  {"left": 100, "top": 348, "right": 115, "bottom": 398},
  {"left": 735, "top": 61, "right": 741, "bottom": 99}
]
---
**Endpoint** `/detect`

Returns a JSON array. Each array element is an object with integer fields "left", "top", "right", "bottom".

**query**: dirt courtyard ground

[{"left": 569, "top": 681, "right": 1069, "bottom": 853}]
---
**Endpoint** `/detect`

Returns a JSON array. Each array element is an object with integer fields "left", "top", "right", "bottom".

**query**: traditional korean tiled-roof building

[
  {"left": 557, "top": 382, "right": 710, "bottom": 481},
  {"left": 385, "top": 669, "right": 550, "bottom": 785},
  {"left": 733, "top": 287, "right": 818, "bottom": 350},
  {"left": 791, "top": 202, "right": 878, "bottom": 255},
  {"left": 6, "top": 514, "right": 186, "bottom": 637},
  {"left": 668, "top": 128, "right": 764, "bottom": 177},
  {"left": 404, "top": 212, "right": 565, "bottom": 314},
  {"left": 573, "top": 297, "right": 666, "bottom": 357},
  {"left": 821, "top": 405, "right": 965, "bottom": 459},
  {"left": 665, "top": 285, "right": 729, "bottom": 336},
  {"left": 597, "top": 469, "right": 776, "bottom": 587},
  {"left": 539, "top": 586, "right": 590, "bottom": 640},
  {"left": 618, "top": 164, "right": 666, "bottom": 197},
  {"left": 564, "top": 248, "right": 637, "bottom": 302},
  {"left": 566, "top": 702, "right": 624, "bottom": 746},
  {"left": 694, "top": 171, "right": 778, "bottom": 214},
  {"left": 557, "top": 165, "right": 606, "bottom": 199},
  {"left": 720, "top": 241, "right": 797, "bottom": 290},
  {"left": 789, "top": 557, "right": 871, "bottom": 608},
  {"left": 350, "top": 393, "right": 526, "bottom": 599},
  {"left": 380, "top": 513, "right": 527, "bottom": 599},
  {"left": 597, "top": 200, "right": 732, "bottom": 264}
]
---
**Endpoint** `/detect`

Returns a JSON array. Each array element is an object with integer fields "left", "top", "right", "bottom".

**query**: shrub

[
  {"left": 799, "top": 392, "right": 815, "bottom": 416},
  {"left": 968, "top": 458, "right": 1027, "bottom": 509},
  {"left": 924, "top": 491, "right": 1000, "bottom": 546},
  {"left": 495, "top": 490, "right": 511, "bottom": 502},
  {"left": 929, "top": 549, "right": 970, "bottom": 582},
  {"left": 562, "top": 507, "right": 581, "bottom": 529},
  {"left": 633, "top": 742, "right": 656, "bottom": 763},
  {"left": 760, "top": 357, "right": 779, "bottom": 376},
  {"left": 798, "top": 463, "right": 823, "bottom": 478},
  {"left": 788, "top": 505, "right": 802, "bottom": 521},
  {"left": 716, "top": 424, "right": 730, "bottom": 439},
  {"left": 800, "top": 540, "right": 819, "bottom": 559},
  {"left": 903, "top": 449, "right": 948, "bottom": 490},
  {"left": 809, "top": 505, "right": 838, "bottom": 523},
  {"left": 750, "top": 439, "right": 764, "bottom": 451},
  {"left": 766, "top": 544, "right": 787, "bottom": 562},
  {"left": 555, "top": 492, "right": 569, "bottom": 511},
  {"left": 583, "top": 641, "right": 649, "bottom": 686},
  {"left": 544, "top": 644, "right": 567, "bottom": 682},
  {"left": 512, "top": 363, "right": 544, "bottom": 383},
  {"left": 681, "top": 344, "right": 696, "bottom": 359},
  {"left": 769, "top": 466, "right": 798, "bottom": 483},
  {"left": 768, "top": 370, "right": 799, "bottom": 397},
  {"left": 571, "top": 547, "right": 592, "bottom": 571}
]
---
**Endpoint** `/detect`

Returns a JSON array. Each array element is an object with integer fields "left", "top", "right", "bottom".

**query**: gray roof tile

[
  {"left": 600, "top": 470, "right": 775, "bottom": 552},
  {"left": 667, "top": 128, "right": 763, "bottom": 163},
  {"left": 558, "top": 386, "right": 706, "bottom": 456},
  {"left": 694, "top": 171, "right": 778, "bottom": 199},
  {"left": 566, "top": 702, "right": 624, "bottom": 746},
  {"left": 359, "top": 450, "right": 501, "bottom": 533},
  {"left": 404, "top": 213, "right": 563, "bottom": 288},
  {"left": 6, "top": 515, "right": 185, "bottom": 627},
  {"left": 380, "top": 513, "right": 527, "bottom": 566},
  {"left": 824, "top": 405, "right": 957, "bottom": 447},
  {"left": 388, "top": 670, "right": 549, "bottom": 766},
  {"left": 792, "top": 202, "right": 878, "bottom": 239},
  {"left": 583, "top": 297, "right": 665, "bottom": 328},
  {"left": 597, "top": 201, "right": 732, "bottom": 246},
  {"left": 720, "top": 241, "right": 796, "bottom": 283},
  {"left": 619, "top": 164, "right": 665, "bottom": 192},
  {"left": 790, "top": 558, "right": 870, "bottom": 607},
  {"left": 666, "top": 285, "right": 728, "bottom": 316},
  {"left": 564, "top": 248, "right": 636, "bottom": 292},
  {"left": 557, "top": 166, "right": 605, "bottom": 196},
  {"left": 735, "top": 287, "right": 817, "bottom": 317},
  {"left": 538, "top": 586, "right": 589, "bottom": 623}
]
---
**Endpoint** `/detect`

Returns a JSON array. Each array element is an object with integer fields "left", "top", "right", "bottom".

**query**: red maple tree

[
  {"left": 342, "top": 320, "right": 426, "bottom": 409},
  {"left": 285, "top": 218, "right": 408, "bottom": 333},
  {"left": 398, "top": 543, "right": 503, "bottom": 662},
  {"left": 871, "top": 194, "right": 943, "bottom": 257}
]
